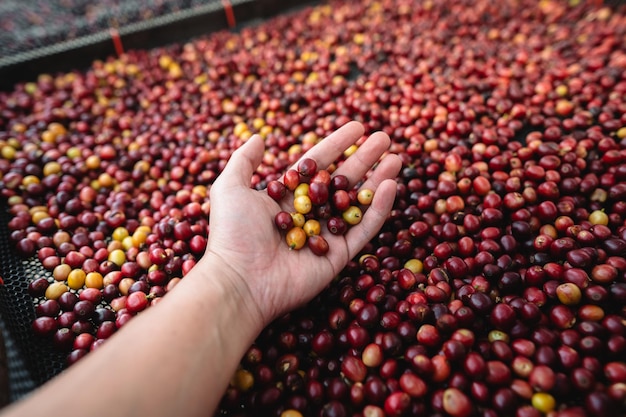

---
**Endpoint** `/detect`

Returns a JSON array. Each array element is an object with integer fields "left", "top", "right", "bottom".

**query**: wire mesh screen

[
  {"left": 0, "top": 0, "right": 226, "bottom": 59},
  {"left": 0, "top": 0, "right": 279, "bottom": 87},
  {"left": 0, "top": 207, "right": 66, "bottom": 401}
]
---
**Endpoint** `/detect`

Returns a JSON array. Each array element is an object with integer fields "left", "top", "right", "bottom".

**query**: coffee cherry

[
  {"left": 293, "top": 195, "right": 312, "bottom": 215},
  {"left": 294, "top": 183, "right": 310, "bottom": 198},
  {"left": 267, "top": 180, "right": 287, "bottom": 201},
  {"left": 332, "top": 190, "right": 352, "bottom": 211},
  {"left": 275, "top": 211, "right": 294, "bottom": 231},
  {"left": 531, "top": 392, "right": 556, "bottom": 414},
  {"left": 327, "top": 217, "right": 348, "bottom": 236},
  {"left": 331, "top": 175, "right": 350, "bottom": 191},
  {"left": 303, "top": 219, "right": 321, "bottom": 237},
  {"left": 357, "top": 189, "right": 374, "bottom": 205},
  {"left": 285, "top": 227, "right": 307, "bottom": 250},
  {"left": 309, "top": 182, "right": 330, "bottom": 206},
  {"left": 342, "top": 206, "right": 363, "bottom": 226},
  {"left": 308, "top": 235, "right": 329, "bottom": 256},
  {"left": 126, "top": 291, "right": 149, "bottom": 314},
  {"left": 442, "top": 387, "right": 473, "bottom": 417},
  {"left": 297, "top": 158, "right": 317, "bottom": 178},
  {"left": 311, "top": 169, "right": 331, "bottom": 186},
  {"left": 589, "top": 210, "right": 609, "bottom": 226},
  {"left": 291, "top": 212, "right": 306, "bottom": 228},
  {"left": 284, "top": 170, "right": 300, "bottom": 191}
]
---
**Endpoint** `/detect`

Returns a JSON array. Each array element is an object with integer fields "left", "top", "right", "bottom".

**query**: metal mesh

[
  {"left": 0, "top": 0, "right": 225, "bottom": 59},
  {"left": 0, "top": 208, "right": 66, "bottom": 399},
  {"left": 0, "top": 317, "right": 36, "bottom": 402},
  {"left": 0, "top": 0, "right": 276, "bottom": 90}
]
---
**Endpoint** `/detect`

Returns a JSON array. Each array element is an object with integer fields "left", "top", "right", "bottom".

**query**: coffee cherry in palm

[
  {"left": 285, "top": 227, "right": 307, "bottom": 250},
  {"left": 293, "top": 195, "right": 313, "bottom": 215},
  {"left": 342, "top": 206, "right": 363, "bottom": 226},
  {"left": 308, "top": 235, "right": 329, "bottom": 256},
  {"left": 327, "top": 217, "right": 348, "bottom": 235},
  {"left": 357, "top": 188, "right": 374, "bottom": 205},
  {"left": 308, "top": 182, "right": 329, "bottom": 206},
  {"left": 267, "top": 181, "right": 287, "bottom": 201},
  {"left": 283, "top": 169, "right": 300, "bottom": 191},
  {"left": 297, "top": 158, "right": 318, "bottom": 178},
  {"left": 275, "top": 211, "right": 294, "bottom": 231}
]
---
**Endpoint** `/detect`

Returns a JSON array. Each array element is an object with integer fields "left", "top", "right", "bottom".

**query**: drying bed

[{"left": 0, "top": 0, "right": 626, "bottom": 416}]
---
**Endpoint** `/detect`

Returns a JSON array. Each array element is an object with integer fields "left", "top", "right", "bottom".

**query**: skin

[{"left": 1, "top": 121, "right": 401, "bottom": 417}]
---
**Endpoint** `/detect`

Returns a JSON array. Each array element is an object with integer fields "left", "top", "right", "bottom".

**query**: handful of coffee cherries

[{"left": 267, "top": 158, "right": 374, "bottom": 255}]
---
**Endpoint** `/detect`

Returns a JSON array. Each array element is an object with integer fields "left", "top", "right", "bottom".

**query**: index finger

[
  {"left": 292, "top": 121, "right": 365, "bottom": 170},
  {"left": 331, "top": 131, "right": 392, "bottom": 189}
]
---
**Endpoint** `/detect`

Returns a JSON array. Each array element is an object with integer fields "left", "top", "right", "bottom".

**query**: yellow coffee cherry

[
  {"left": 343, "top": 144, "right": 358, "bottom": 157},
  {"left": 303, "top": 219, "right": 321, "bottom": 236},
  {"left": 53, "top": 264, "right": 71, "bottom": 282},
  {"left": 45, "top": 281, "right": 68, "bottom": 300},
  {"left": 22, "top": 175, "right": 40, "bottom": 186},
  {"left": 112, "top": 227, "right": 129, "bottom": 242},
  {"left": 588, "top": 210, "right": 608, "bottom": 226},
  {"left": 357, "top": 188, "right": 374, "bottom": 205},
  {"left": 294, "top": 183, "right": 310, "bottom": 198},
  {"left": 85, "top": 155, "right": 101, "bottom": 170},
  {"left": 531, "top": 392, "right": 556, "bottom": 413},
  {"left": 293, "top": 195, "right": 312, "bottom": 215},
  {"left": 132, "top": 229, "right": 149, "bottom": 247},
  {"left": 122, "top": 236, "right": 136, "bottom": 251},
  {"left": 342, "top": 206, "right": 363, "bottom": 226},
  {"left": 85, "top": 272, "right": 104, "bottom": 289},
  {"left": 286, "top": 227, "right": 307, "bottom": 250},
  {"left": 291, "top": 212, "right": 305, "bottom": 228},
  {"left": 43, "top": 161, "right": 62, "bottom": 176},
  {"left": 108, "top": 249, "right": 126, "bottom": 266},
  {"left": 280, "top": 410, "right": 303, "bottom": 417},
  {"left": 404, "top": 258, "right": 424, "bottom": 274},
  {"left": 231, "top": 369, "right": 254, "bottom": 392},
  {"left": 67, "top": 269, "right": 87, "bottom": 290}
]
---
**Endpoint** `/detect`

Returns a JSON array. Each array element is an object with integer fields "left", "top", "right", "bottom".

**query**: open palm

[{"left": 204, "top": 121, "right": 402, "bottom": 328}]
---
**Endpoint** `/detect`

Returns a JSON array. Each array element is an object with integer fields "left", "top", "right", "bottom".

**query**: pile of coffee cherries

[
  {"left": 268, "top": 157, "right": 374, "bottom": 255},
  {"left": 0, "top": 0, "right": 625, "bottom": 416}
]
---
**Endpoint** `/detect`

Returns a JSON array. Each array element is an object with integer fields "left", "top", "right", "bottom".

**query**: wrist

[{"left": 180, "top": 252, "right": 266, "bottom": 336}]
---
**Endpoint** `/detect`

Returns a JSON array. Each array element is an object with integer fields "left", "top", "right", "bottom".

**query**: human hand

[{"left": 199, "top": 121, "right": 402, "bottom": 330}]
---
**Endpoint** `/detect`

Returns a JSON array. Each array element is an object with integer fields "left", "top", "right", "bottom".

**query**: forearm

[{"left": 2, "top": 256, "right": 260, "bottom": 417}]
